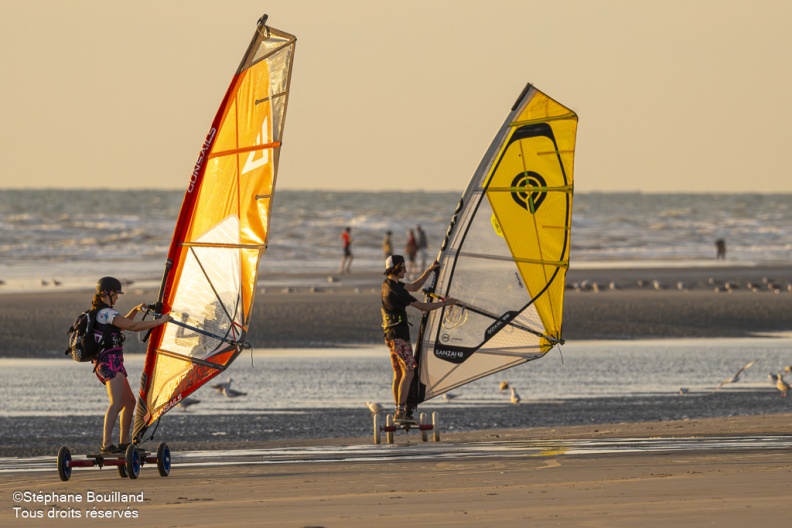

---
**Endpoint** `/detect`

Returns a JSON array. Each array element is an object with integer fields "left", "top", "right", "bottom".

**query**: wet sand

[
  {"left": 2, "top": 264, "right": 792, "bottom": 525},
  {"left": 2, "top": 415, "right": 791, "bottom": 527},
  {"left": 2, "top": 263, "right": 792, "bottom": 357}
]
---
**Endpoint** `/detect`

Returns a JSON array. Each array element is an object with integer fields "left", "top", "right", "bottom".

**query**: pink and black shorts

[
  {"left": 94, "top": 351, "right": 128, "bottom": 385},
  {"left": 387, "top": 338, "right": 417, "bottom": 371}
]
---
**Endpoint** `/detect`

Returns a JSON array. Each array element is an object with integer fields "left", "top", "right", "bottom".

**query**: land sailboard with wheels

[
  {"left": 57, "top": 14, "right": 296, "bottom": 479},
  {"left": 375, "top": 83, "right": 578, "bottom": 443}
]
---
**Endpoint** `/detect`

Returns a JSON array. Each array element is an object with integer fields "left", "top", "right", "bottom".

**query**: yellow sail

[{"left": 410, "top": 84, "right": 577, "bottom": 405}]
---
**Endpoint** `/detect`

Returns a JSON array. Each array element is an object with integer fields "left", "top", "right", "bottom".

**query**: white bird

[
  {"left": 211, "top": 378, "right": 234, "bottom": 392},
  {"left": 510, "top": 387, "right": 521, "bottom": 405},
  {"left": 714, "top": 360, "right": 756, "bottom": 390},
  {"left": 777, "top": 374, "right": 790, "bottom": 398},
  {"left": 442, "top": 393, "right": 459, "bottom": 402},
  {"left": 366, "top": 401, "right": 384, "bottom": 414},
  {"left": 178, "top": 397, "right": 200, "bottom": 411},
  {"left": 222, "top": 387, "right": 247, "bottom": 398},
  {"left": 499, "top": 381, "right": 510, "bottom": 392}
]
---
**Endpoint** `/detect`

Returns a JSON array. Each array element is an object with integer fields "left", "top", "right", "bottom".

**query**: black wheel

[
  {"left": 156, "top": 442, "right": 171, "bottom": 477},
  {"left": 118, "top": 463, "right": 128, "bottom": 478},
  {"left": 125, "top": 444, "right": 141, "bottom": 479},
  {"left": 57, "top": 446, "right": 72, "bottom": 482}
]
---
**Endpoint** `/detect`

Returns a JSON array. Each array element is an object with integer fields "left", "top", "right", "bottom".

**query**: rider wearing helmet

[{"left": 91, "top": 276, "right": 171, "bottom": 454}]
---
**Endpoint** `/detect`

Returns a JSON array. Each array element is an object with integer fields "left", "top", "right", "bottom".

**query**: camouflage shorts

[{"left": 387, "top": 338, "right": 417, "bottom": 371}]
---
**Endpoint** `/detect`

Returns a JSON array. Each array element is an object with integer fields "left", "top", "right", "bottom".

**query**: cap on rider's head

[
  {"left": 384, "top": 254, "right": 405, "bottom": 275},
  {"left": 96, "top": 276, "right": 124, "bottom": 295}
]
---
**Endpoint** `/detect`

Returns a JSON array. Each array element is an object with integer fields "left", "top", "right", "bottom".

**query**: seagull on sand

[
  {"left": 211, "top": 378, "right": 234, "bottom": 393},
  {"left": 499, "top": 381, "right": 510, "bottom": 392},
  {"left": 366, "top": 402, "right": 384, "bottom": 414},
  {"left": 178, "top": 397, "right": 200, "bottom": 411},
  {"left": 776, "top": 374, "right": 790, "bottom": 398},
  {"left": 222, "top": 387, "right": 247, "bottom": 398},
  {"left": 714, "top": 360, "right": 756, "bottom": 391},
  {"left": 510, "top": 387, "right": 521, "bottom": 405}
]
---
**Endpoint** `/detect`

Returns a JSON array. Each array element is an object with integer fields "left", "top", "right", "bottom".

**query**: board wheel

[
  {"left": 118, "top": 463, "right": 128, "bottom": 478},
  {"left": 125, "top": 444, "right": 141, "bottom": 479},
  {"left": 57, "top": 446, "right": 72, "bottom": 482},
  {"left": 156, "top": 442, "right": 171, "bottom": 477},
  {"left": 385, "top": 414, "right": 395, "bottom": 444},
  {"left": 420, "top": 413, "right": 429, "bottom": 442},
  {"left": 432, "top": 411, "right": 441, "bottom": 442},
  {"left": 373, "top": 414, "right": 381, "bottom": 445}
]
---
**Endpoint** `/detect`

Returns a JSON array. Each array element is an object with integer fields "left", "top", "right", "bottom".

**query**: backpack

[{"left": 65, "top": 309, "right": 107, "bottom": 362}]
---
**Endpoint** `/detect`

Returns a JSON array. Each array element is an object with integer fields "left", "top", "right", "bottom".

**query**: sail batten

[
  {"left": 408, "top": 83, "right": 577, "bottom": 407},
  {"left": 132, "top": 15, "right": 296, "bottom": 443},
  {"left": 209, "top": 141, "right": 282, "bottom": 159}
]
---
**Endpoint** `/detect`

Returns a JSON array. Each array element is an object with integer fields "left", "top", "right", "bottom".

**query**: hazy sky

[{"left": 2, "top": 1, "right": 790, "bottom": 193}]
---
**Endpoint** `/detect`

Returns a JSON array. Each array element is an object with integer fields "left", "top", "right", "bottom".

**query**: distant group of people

[
  {"left": 386, "top": 225, "right": 427, "bottom": 273},
  {"left": 338, "top": 225, "right": 429, "bottom": 274}
]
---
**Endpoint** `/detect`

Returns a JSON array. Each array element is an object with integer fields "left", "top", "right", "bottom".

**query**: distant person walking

[
  {"left": 382, "top": 231, "right": 393, "bottom": 259},
  {"left": 415, "top": 225, "right": 428, "bottom": 269},
  {"left": 405, "top": 229, "right": 418, "bottom": 274},
  {"left": 715, "top": 239, "right": 726, "bottom": 260},
  {"left": 339, "top": 227, "right": 353, "bottom": 273}
]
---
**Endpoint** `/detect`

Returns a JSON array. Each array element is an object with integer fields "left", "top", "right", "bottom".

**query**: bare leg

[
  {"left": 397, "top": 369, "right": 414, "bottom": 408},
  {"left": 103, "top": 376, "right": 127, "bottom": 447},
  {"left": 392, "top": 369, "right": 403, "bottom": 409},
  {"left": 117, "top": 376, "right": 136, "bottom": 444}
]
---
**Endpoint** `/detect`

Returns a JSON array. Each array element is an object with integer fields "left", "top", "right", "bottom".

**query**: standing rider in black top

[{"left": 381, "top": 255, "right": 459, "bottom": 422}]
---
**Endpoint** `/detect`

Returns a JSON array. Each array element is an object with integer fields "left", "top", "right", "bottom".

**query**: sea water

[
  {"left": 1, "top": 190, "right": 792, "bottom": 292},
  {"left": 2, "top": 337, "right": 790, "bottom": 418}
]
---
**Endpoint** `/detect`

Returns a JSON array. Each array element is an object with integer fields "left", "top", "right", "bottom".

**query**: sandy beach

[
  {"left": 2, "top": 263, "right": 792, "bottom": 526},
  {"left": 2, "top": 415, "right": 792, "bottom": 527}
]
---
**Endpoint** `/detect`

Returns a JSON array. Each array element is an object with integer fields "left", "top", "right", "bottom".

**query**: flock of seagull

[
  {"left": 365, "top": 380, "right": 523, "bottom": 415},
  {"left": 569, "top": 276, "right": 792, "bottom": 294},
  {"left": 679, "top": 361, "right": 792, "bottom": 397}
]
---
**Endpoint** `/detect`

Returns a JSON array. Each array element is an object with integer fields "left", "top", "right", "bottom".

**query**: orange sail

[{"left": 132, "top": 15, "right": 296, "bottom": 443}]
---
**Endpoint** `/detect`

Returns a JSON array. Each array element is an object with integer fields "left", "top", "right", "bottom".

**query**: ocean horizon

[{"left": 1, "top": 190, "right": 791, "bottom": 293}]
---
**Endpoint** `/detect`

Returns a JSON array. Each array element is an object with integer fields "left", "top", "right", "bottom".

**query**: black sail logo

[{"left": 510, "top": 172, "right": 547, "bottom": 214}]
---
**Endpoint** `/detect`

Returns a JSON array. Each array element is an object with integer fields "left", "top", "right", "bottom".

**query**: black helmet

[{"left": 96, "top": 276, "right": 124, "bottom": 294}]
